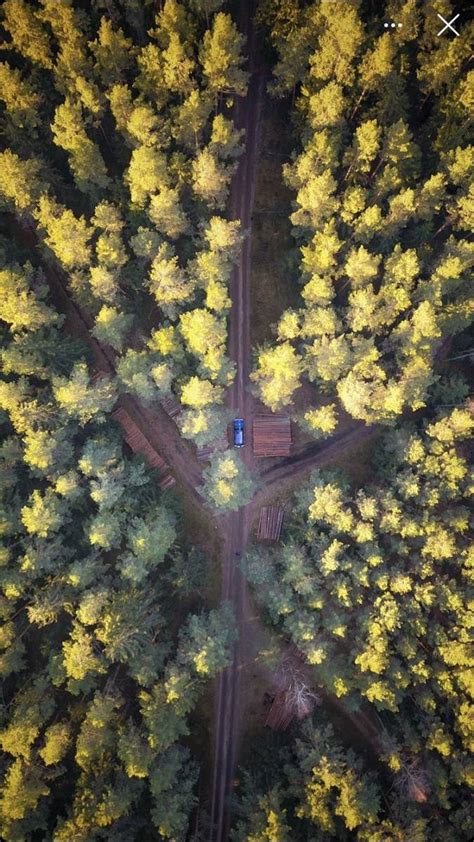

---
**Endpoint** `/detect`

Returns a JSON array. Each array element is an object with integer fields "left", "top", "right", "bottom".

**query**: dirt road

[
  {"left": 209, "top": 2, "right": 264, "bottom": 839},
  {"left": 260, "top": 423, "right": 380, "bottom": 492}
]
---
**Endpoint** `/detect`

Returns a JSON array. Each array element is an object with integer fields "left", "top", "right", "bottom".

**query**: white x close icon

[{"left": 437, "top": 12, "right": 460, "bottom": 37}]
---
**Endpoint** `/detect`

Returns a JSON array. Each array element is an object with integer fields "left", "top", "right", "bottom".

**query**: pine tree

[
  {"left": 90, "top": 17, "right": 135, "bottom": 87},
  {"left": 119, "top": 510, "right": 176, "bottom": 583},
  {"left": 21, "top": 489, "right": 66, "bottom": 538},
  {"left": 51, "top": 99, "right": 110, "bottom": 194},
  {"left": 126, "top": 146, "right": 170, "bottom": 207},
  {"left": 192, "top": 147, "right": 235, "bottom": 209},
  {"left": 35, "top": 197, "right": 93, "bottom": 269},
  {"left": 148, "top": 187, "right": 189, "bottom": 240},
  {"left": 0, "top": 62, "right": 42, "bottom": 130},
  {"left": 0, "top": 150, "right": 44, "bottom": 212},
  {"left": 202, "top": 451, "right": 255, "bottom": 511},
  {"left": 251, "top": 343, "right": 303, "bottom": 410},
  {"left": 180, "top": 376, "right": 223, "bottom": 409},
  {"left": 53, "top": 362, "right": 116, "bottom": 424},
  {"left": 2, "top": 0, "right": 53, "bottom": 69},
  {"left": 0, "top": 263, "right": 58, "bottom": 334},
  {"left": 92, "top": 306, "right": 133, "bottom": 351},
  {"left": 199, "top": 12, "right": 249, "bottom": 98},
  {"left": 148, "top": 243, "right": 193, "bottom": 319}
]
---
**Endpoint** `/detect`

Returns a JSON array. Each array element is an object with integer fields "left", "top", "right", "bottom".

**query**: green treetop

[
  {"left": 1, "top": 0, "right": 53, "bottom": 69},
  {"left": 0, "top": 150, "right": 43, "bottom": 213},
  {"left": 199, "top": 12, "right": 249, "bottom": 97},
  {"left": 202, "top": 451, "right": 255, "bottom": 511},
  {"left": 35, "top": 197, "right": 93, "bottom": 270},
  {"left": 0, "top": 263, "right": 58, "bottom": 334},
  {"left": 53, "top": 362, "right": 116, "bottom": 424},
  {"left": 0, "top": 62, "right": 42, "bottom": 130},
  {"left": 90, "top": 17, "right": 135, "bottom": 87},
  {"left": 51, "top": 99, "right": 110, "bottom": 194}
]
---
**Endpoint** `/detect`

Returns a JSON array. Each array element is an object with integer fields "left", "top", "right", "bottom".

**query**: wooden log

[
  {"left": 112, "top": 408, "right": 169, "bottom": 473},
  {"left": 197, "top": 445, "right": 213, "bottom": 462},
  {"left": 265, "top": 690, "right": 295, "bottom": 731},
  {"left": 159, "top": 473, "right": 177, "bottom": 490},
  {"left": 161, "top": 395, "right": 182, "bottom": 419},
  {"left": 253, "top": 416, "right": 292, "bottom": 457},
  {"left": 257, "top": 506, "right": 284, "bottom": 543}
]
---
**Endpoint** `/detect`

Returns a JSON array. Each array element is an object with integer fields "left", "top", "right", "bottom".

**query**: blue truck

[{"left": 233, "top": 418, "right": 245, "bottom": 447}]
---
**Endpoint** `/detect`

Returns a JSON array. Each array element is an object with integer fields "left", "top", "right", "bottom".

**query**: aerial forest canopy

[
  {"left": 243, "top": 401, "right": 473, "bottom": 839},
  {"left": 252, "top": 0, "right": 473, "bottom": 430},
  {"left": 235, "top": 1, "right": 473, "bottom": 840},
  {"left": 0, "top": 0, "right": 243, "bottom": 838},
  {"left": 0, "top": 0, "right": 248, "bottom": 449},
  {"left": 0, "top": 0, "right": 473, "bottom": 840}
]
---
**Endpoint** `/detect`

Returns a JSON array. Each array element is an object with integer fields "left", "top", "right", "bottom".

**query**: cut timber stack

[
  {"left": 161, "top": 395, "right": 182, "bottom": 419},
  {"left": 257, "top": 506, "right": 284, "bottom": 543},
  {"left": 159, "top": 474, "right": 177, "bottom": 491},
  {"left": 253, "top": 415, "right": 292, "bottom": 457},
  {"left": 265, "top": 690, "right": 295, "bottom": 731},
  {"left": 112, "top": 407, "right": 176, "bottom": 489},
  {"left": 196, "top": 445, "right": 213, "bottom": 462}
]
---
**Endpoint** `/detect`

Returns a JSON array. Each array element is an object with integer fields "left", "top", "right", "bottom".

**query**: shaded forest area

[{"left": 239, "top": 399, "right": 473, "bottom": 840}]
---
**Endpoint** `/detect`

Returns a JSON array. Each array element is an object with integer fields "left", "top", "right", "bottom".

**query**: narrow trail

[
  {"left": 209, "top": 2, "right": 264, "bottom": 839},
  {"left": 259, "top": 423, "right": 380, "bottom": 494}
]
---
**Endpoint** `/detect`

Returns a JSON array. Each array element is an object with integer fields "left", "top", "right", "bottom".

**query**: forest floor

[{"left": 249, "top": 97, "right": 298, "bottom": 349}]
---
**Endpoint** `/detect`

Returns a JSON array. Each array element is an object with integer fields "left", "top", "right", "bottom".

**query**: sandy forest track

[
  {"left": 209, "top": 0, "right": 264, "bottom": 838},
  {"left": 260, "top": 423, "right": 379, "bottom": 490}
]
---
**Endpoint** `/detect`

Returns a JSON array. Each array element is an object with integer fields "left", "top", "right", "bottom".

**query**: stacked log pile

[
  {"left": 161, "top": 395, "right": 182, "bottom": 419},
  {"left": 257, "top": 506, "right": 284, "bottom": 543},
  {"left": 112, "top": 407, "right": 176, "bottom": 489},
  {"left": 253, "top": 415, "right": 292, "bottom": 457}
]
